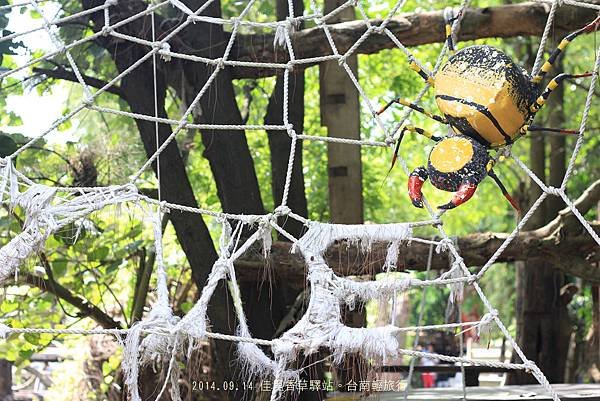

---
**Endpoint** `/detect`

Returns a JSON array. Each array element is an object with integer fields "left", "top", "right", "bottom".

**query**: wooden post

[
  {"left": 320, "top": 0, "right": 363, "bottom": 224},
  {"left": 319, "top": 0, "right": 365, "bottom": 387},
  {"left": 0, "top": 359, "right": 12, "bottom": 401}
]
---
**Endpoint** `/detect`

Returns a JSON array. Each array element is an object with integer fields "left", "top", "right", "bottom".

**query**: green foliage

[{"left": 0, "top": 133, "right": 17, "bottom": 156}]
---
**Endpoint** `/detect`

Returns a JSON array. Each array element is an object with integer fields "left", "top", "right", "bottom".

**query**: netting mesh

[{"left": 1, "top": 0, "right": 600, "bottom": 399}]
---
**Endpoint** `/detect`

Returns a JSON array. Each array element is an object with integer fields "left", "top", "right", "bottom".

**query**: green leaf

[
  {"left": 106, "top": 261, "right": 121, "bottom": 275},
  {"left": 52, "top": 260, "right": 68, "bottom": 276},
  {"left": 88, "top": 246, "right": 109, "bottom": 262},
  {"left": 5, "top": 348, "right": 18, "bottom": 362},
  {"left": 0, "top": 301, "right": 19, "bottom": 313},
  {"left": 181, "top": 301, "right": 193, "bottom": 314},
  {"left": 23, "top": 333, "right": 40, "bottom": 345},
  {"left": 124, "top": 240, "right": 143, "bottom": 253},
  {"left": 0, "top": 134, "right": 17, "bottom": 157},
  {"left": 18, "top": 348, "right": 34, "bottom": 360},
  {"left": 54, "top": 223, "right": 86, "bottom": 246}
]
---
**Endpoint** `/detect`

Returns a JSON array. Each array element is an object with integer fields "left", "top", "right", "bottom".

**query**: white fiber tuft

[
  {"left": 297, "top": 222, "right": 411, "bottom": 255},
  {"left": 331, "top": 325, "right": 401, "bottom": 364}
]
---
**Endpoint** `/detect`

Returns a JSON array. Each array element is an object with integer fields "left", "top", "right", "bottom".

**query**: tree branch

[
  {"left": 230, "top": 2, "right": 597, "bottom": 78},
  {"left": 33, "top": 67, "right": 125, "bottom": 98},
  {"left": 2, "top": 207, "right": 122, "bottom": 329},
  {"left": 236, "top": 180, "right": 600, "bottom": 284},
  {"left": 22, "top": 273, "right": 123, "bottom": 329}
]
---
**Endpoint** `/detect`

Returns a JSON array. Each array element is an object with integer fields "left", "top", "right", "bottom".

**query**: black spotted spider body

[{"left": 378, "top": 11, "right": 600, "bottom": 211}]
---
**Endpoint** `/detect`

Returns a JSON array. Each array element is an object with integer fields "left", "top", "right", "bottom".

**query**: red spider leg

[
  {"left": 438, "top": 182, "right": 477, "bottom": 210},
  {"left": 408, "top": 167, "right": 428, "bottom": 208},
  {"left": 488, "top": 169, "right": 521, "bottom": 214}
]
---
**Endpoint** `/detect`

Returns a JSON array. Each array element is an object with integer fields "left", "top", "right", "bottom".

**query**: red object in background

[
  {"left": 461, "top": 310, "right": 481, "bottom": 342},
  {"left": 422, "top": 373, "right": 436, "bottom": 388}
]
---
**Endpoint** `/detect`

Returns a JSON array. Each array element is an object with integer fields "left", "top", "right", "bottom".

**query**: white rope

[
  {"left": 0, "top": 1, "right": 171, "bottom": 81},
  {"left": 531, "top": 0, "right": 560, "bottom": 77},
  {"left": 130, "top": 0, "right": 257, "bottom": 182},
  {"left": 403, "top": 242, "right": 434, "bottom": 400},
  {"left": 0, "top": 3, "right": 111, "bottom": 44},
  {"left": 3, "top": 0, "right": 600, "bottom": 399}
]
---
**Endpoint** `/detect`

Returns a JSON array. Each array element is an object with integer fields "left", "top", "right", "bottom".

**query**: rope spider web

[{"left": 0, "top": 0, "right": 598, "bottom": 399}]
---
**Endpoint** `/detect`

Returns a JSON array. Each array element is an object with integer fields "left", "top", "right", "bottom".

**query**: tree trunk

[
  {"left": 584, "top": 285, "right": 600, "bottom": 380},
  {"left": 264, "top": 0, "right": 308, "bottom": 240},
  {"left": 80, "top": 0, "right": 240, "bottom": 396},
  {"left": 508, "top": 51, "right": 571, "bottom": 385},
  {"left": 0, "top": 360, "right": 12, "bottom": 401},
  {"left": 320, "top": 0, "right": 363, "bottom": 224},
  {"left": 258, "top": 0, "right": 308, "bottom": 336},
  {"left": 178, "top": 0, "right": 265, "bottom": 216},
  {"left": 264, "top": 2, "right": 324, "bottom": 400}
]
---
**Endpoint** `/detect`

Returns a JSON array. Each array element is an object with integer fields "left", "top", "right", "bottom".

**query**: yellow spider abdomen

[{"left": 433, "top": 45, "right": 536, "bottom": 148}]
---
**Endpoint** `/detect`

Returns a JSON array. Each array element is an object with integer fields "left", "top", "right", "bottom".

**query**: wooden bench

[
  {"left": 381, "top": 364, "right": 511, "bottom": 386},
  {"left": 377, "top": 384, "right": 600, "bottom": 400}
]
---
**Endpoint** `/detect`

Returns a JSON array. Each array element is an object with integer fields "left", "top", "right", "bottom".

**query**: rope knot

[
  {"left": 213, "top": 260, "right": 231, "bottom": 277},
  {"left": 83, "top": 97, "right": 94, "bottom": 107},
  {"left": 545, "top": 186, "right": 562, "bottom": 196},
  {"left": 104, "top": 0, "right": 118, "bottom": 6},
  {"left": 337, "top": 54, "right": 348, "bottom": 66},
  {"left": 384, "top": 136, "right": 396, "bottom": 146},
  {"left": 273, "top": 18, "right": 296, "bottom": 49},
  {"left": 215, "top": 58, "right": 226, "bottom": 70},
  {"left": 159, "top": 200, "right": 170, "bottom": 213},
  {"left": 101, "top": 26, "right": 112, "bottom": 36},
  {"left": 273, "top": 205, "right": 291, "bottom": 217},
  {"left": 159, "top": 42, "right": 172, "bottom": 61},
  {"left": 374, "top": 24, "right": 386, "bottom": 34},
  {"left": 0, "top": 323, "right": 10, "bottom": 340},
  {"left": 523, "top": 361, "right": 536, "bottom": 373},
  {"left": 477, "top": 310, "right": 497, "bottom": 337},
  {"left": 123, "top": 183, "right": 139, "bottom": 195},
  {"left": 435, "top": 238, "right": 453, "bottom": 253}
]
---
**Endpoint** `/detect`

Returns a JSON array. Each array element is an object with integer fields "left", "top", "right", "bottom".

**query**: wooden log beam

[
  {"left": 230, "top": 2, "right": 597, "bottom": 78},
  {"left": 235, "top": 226, "right": 600, "bottom": 286},
  {"left": 236, "top": 180, "right": 600, "bottom": 286}
]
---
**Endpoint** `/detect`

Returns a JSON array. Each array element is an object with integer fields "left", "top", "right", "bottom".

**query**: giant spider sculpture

[{"left": 377, "top": 10, "right": 600, "bottom": 211}]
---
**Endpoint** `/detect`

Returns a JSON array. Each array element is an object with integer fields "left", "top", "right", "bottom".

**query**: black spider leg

[
  {"left": 400, "top": 7, "right": 463, "bottom": 85},
  {"left": 376, "top": 98, "right": 449, "bottom": 125},
  {"left": 520, "top": 71, "right": 594, "bottom": 138},
  {"left": 488, "top": 169, "right": 521, "bottom": 213},
  {"left": 531, "top": 15, "right": 600, "bottom": 84},
  {"left": 383, "top": 125, "right": 441, "bottom": 183},
  {"left": 443, "top": 7, "right": 462, "bottom": 55},
  {"left": 529, "top": 72, "right": 593, "bottom": 116},
  {"left": 519, "top": 125, "right": 579, "bottom": 136},
  {"left": 524, "top": 16, "right": 600, "bottom": 136}
]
